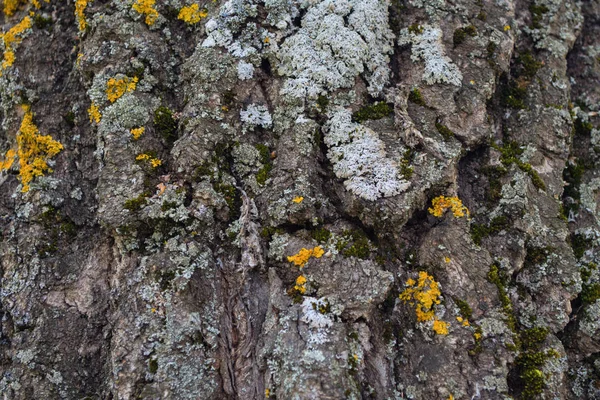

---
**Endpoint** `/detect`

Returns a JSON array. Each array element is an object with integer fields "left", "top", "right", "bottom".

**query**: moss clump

[
  {"left": 222, "top": 89, "right": 236, "bottom": 107},
  {"left": 311, "top": 227, "right": 332, "bottom": 243},
  {"left": 148, "top": 359, "right": 158, "bottom": 374},
  {"left": 524, "top": 244, "right": 553, "bottom": 268},
  {"left": 336, "top": 229, "right": 371, "bottom": 259},
  {"left": 488, "top": 263, "right": 517, "bottom": 333},
  {"left": 454, "top": 298, "right": 473, "bottom": 320},
  {"left": 481, "top": 165, "right": 508, "bottom": 203},
  {"left": 513, "top": 327, "right": 559, "bottom": 400},
  {"left": 562, "top": 158, "right": 588, "bottom": 215},
  {"left": 502, "top": 82, "right": 528, "bottom": 110},
  {"left": 33, "top": 14, "right": 53, "bottom": 30},
  {"left": 470, "top": 215, "right": 510, "bottom": 246},
  {"left": 352, "top": 101, "right": 393, "bottom": 123},
  {"left": 492, "top": 141, "right": 546, "bottom": 191},
  {"left": 153, "top": 106, "right": 178, "bottom": 143},
  {"left": 316, "top": 95, "right": 329, "bottom": 112},
  {"left": 255, "top": 144, "right": 273, "bottom": 186},
  {"left": 516, "top": 52, "right": 543, "bottom": 79},
  {"left": 400, "top": 148, "right": 414, "bottom": 179},
  {"left": 124, "top": 192, "right": 150, "bottom": 211},
  {"left": 571, "top": 233, "right": 592, "bottom": 259},
  {"left": 435, "top": 121, "right": 455, "bottom": 140},
  {"left": 581, "top": 283, "right": 600, "bottom": 304},
  {"left": 529, "top": 3, "right": 549, "bottom": 29},
  {"left": 63, "top": 111, "right": 76, "bottom": 127},
  {"left": 408, "top": 23, "right": 424, "bottom": 34},
  {"left": 453, "top": 25, "right": 477, "bottom": 47},
  {"left": 408, "top": 88, "right": 426, "bottom": 106}
]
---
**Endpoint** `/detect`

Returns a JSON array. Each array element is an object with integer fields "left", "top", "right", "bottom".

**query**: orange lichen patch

[
  {"left": 177, "top": 3, "right": 207, "bottom": 24},
  {"left": 88, "top": 102, "right": 101, "bottom": 123},
  {"left": 400, "top": 271, "right": 449, "bottom": 335},
  {"left": 3, "top": 0, "right": 25, "bottom": 16},
  {"left": 428, "top": 195, "right": 469, "bottom": 218},
  {"left": 433, "top": 319, "right": 449, "bottom": 335},
  {"left": 75, "top": 0, "right": 90, "bottom": 31},
  {"left": 0, "top": 149, "right": 16, "bottom": 171},
  {"left": 294, "top": 275, "right": 307, "bottom": 294},
  {"left": 130, "top": 126, "right": 145, "bottom": 140},
  {"left": 136, "top": 153, "right": 162, "bottom": 168},
  {"left": 106, "top": 76, "right": 138, "bottom": 103},
  {"left": 1, "top": 15, "right": 32, "bottom": 73},
  {"left": 132, "top": 0, "right": 158, "bottom": 26},
  {"left": 292, "top": 196, "right": 303, "bottom": 203},
  {"left": 444, "top": 256, "right": 451, "bottom": 263},
  {"left": 15, "top": 106, "right": 63, "bottom": 192},
  {"left": 474, "top": 332, "right": 482, "bottom": 340},
  {"left": 287, "top": 246, "right": 324, "bottom": 268}
]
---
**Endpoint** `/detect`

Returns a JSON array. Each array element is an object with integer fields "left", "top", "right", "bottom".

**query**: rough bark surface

[{"left": 0, "top": 0, "right": 599, "bottom": 399}]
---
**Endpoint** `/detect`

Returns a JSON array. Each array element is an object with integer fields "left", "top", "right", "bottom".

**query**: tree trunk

[{"left": 0, "top": 0, "right": 599, "bottom": 399}]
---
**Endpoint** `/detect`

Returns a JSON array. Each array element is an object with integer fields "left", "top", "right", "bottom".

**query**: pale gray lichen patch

[
  {"left": 240, "top": 104, "right": 273, "bottom": 131},
  {"left": 324, "top": 108, "right": 410, "bottom": 201},
  {"left": 398, "top": 24, "right": 463, "bottom": 86}
]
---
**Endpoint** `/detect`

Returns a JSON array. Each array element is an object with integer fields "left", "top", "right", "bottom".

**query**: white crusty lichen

[
  {"left": 277, "top": 0, "right": 394, "bottom": 98},
  {"left": 324, "top": 108, "right": 410, "bottom": 201},
  {"left": 240, "top": 104, "right": 273, "bottom": 130},
  {"left": 237, "top": 60, "right": 255, "bottom": 80},
  {"left": 398, "top": 24, "right": 463, "bottom": 86}
]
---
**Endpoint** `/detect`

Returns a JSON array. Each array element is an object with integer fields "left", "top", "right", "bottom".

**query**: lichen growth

[
  {"left": 87, "top": 102, "right": 101, "bottom": 123},
  {"left": 178, "top": 4, "right": 207, "bottom": 25},
  {"left": 400, "top": 271, "right": 449, "bottom": 335},
  {"left": 287, "top": 246, "right": 325, "bottom": 269},
  {"left": 428, "top": 196, "right": 469, "bottom": 218},
  {"left": 75, "top": 0, "right": 90, "bottom": 31},
  {"left": 13, "top": 106, "right": 63, "bottom": 192},
  {"left": 106, "top": 75, "right": 138, "bottom": 103},
  {"left": 130, "top": 127, "right": 145, "bottom": 140},
  {"left": 132, "top": 0, "right": 159, "bottom": 26},
  {"left": 1, "top": 16, "right": 32, "bottom": 74},
  {"left": 324, "top": 108, "right": 410, "bottom": 201}
]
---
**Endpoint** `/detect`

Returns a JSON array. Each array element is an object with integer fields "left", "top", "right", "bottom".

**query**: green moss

[
  {"left": 470, "top": 215, "right": 510, "bottom": 246},
  {"left": 400, "top": 148, "right": 414, "bottom": 180},
  {"left": 408, "top": 88, "right": 426, "bottom": 106},
  {"left": 516, "top": 52, "right": 543, "bottom": 79},
  {"left": 524, "top": 244, "right": 553, "bottom": 268},
  {"left": 435, "top": 121, "right": 455, "bottom": 140},
  {"left": 255, "top": 144, "right": 273, "bottom": 186},
  {"left": 215, "top": 183, "right": 237, "bottom": 210},
  {"left": 407, "top": 23, "right": 424, "bottom": 34},
  {"left": 124, "top": 192, "right": 150, "bottom": 212},
  {"left": 502, "top": 83, "right": 528, "bottom": 109},
  {"left": 311, "top": 227, "right": 332, "bottom": 243},
  {"left": 453, "top": 25, "right": 477, "bottom": 47},
  {"left": 492, "top": 141, "right": 546, "bottom": 191},
  {"left": 148, "top": 358, "right": 158, "bottom": 374},
  {"left": 33, "top": 14, "right": 53, "bottom": 30},
  {"left": 513, "top": 327, "right": 558, "bottom": 400},
  {"left": 352, "top": 102, "right": 393, "bottom": 123},
  {"left": 488, "top": 263, "right": 517, "bottom": 333},
  {"left": 454, "top": 298, "right": 473, "bottom": 320},
  {"left": 571, "top": 233, "right": 593, "bottom": 259},
  {"left": 63, "top": 111, "right": 76, "bottom": 127},
  {"left": 336, "top": 230, "right": 371, "bottom": 259},
  {"left": 222, "top": 89, "right": 236, "bottom": 107},
  {"left": 316, "top": 95, "right": 329, "bottom": 112},
  {"left": 581, "top": 262, "right": 597, "bottom": 282},
  {"left": 477, "top": 11, "right": 487, "bottom": 21},
  {"left": 481, "top": 165, "right": 508, "bottom": 203},
  {"left": 581, "top": 283, "right": 600, "bottom": 304},
  {"left": 153, "top": 106, "right": 178, "bottom": 144},
  {"left": 529, "top": 3, "right": 549, "bottom": 29}
]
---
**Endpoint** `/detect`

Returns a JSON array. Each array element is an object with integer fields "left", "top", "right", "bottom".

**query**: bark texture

[{"left": 0, "top": 0, "right": 599, "bottom": 399}]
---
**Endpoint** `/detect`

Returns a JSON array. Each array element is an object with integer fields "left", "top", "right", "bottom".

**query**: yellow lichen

[
  {"left": 3, "top": 0, "right": 24, "bottom": 16},
  {"left": 0, "top": 149, "right": 16, "bottom": 171},
  {"left": 177, "top": 3, "right": 207, "bottom": 25},
  {"left": 88, "top": 102, "right": 101, "bottom": 123},
  {"left": 15, "top": 106, "right": 63, "bottom": 192},
  {"left": 1, "top": 16, "right": 32, "bottom": 73},
  {"left": 287, "top": 246, "right": 324, "bottom": 268},
  {"left": 75, "top": 0, "right": 90, "bottom": 31},
  {"left": 444, "top": 256, "right": 451, "bottom": 263},
  {"left": 265, "top": 389, "right": 270, "bottom": 398},
  {"left": 294, "top": 275, "right": 307, "bottom": 294},
  {"left": 428, "top": 195, "right": 469, "bottom": 218},
  {"left": 474, "top": 332, "right": 482, "bottom": 340},
  {"left": 132, "top": 0, "right": 158, "bottom": 26},
  {"left": 130, "top": 126, "right": 144, "bottom": 140},
  {"left": 292, "top": 196, "right": 303, "bottom": 203},
  {"left": 106, "top": 76, "right": 138, "bottom": 103},
  {"left": 400, "top": 271, "right": 449, "bottom": 335},
  {"left": 136, "top": 153, "right": 162, "bottom": 168},
  {"left": 433, "top": 320, "right": 449, "bottom": 335}
]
